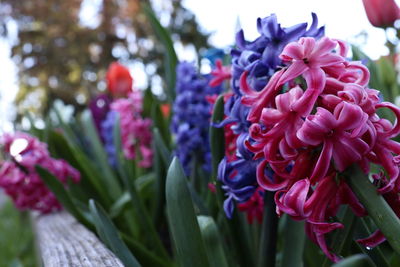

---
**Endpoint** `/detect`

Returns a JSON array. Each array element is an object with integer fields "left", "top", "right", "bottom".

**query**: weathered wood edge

[{"left": 32, "top": 211, "right": 124, "bottom": 267}]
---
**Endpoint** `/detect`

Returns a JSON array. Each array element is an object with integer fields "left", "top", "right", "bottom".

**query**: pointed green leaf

[
  {"left": 281, "top": 217, "right": 305, "bottom": 267},
  {"left": 166, "top": 157, "right": 210, "bottom": 267},
  {"left": 346, "top": 165, "right": 400, "bottom": 255},
  {"left": 332, "top": 254, "right": 375, "bottom": 267},
  {"left": 197, "top": 216, "right": 228, "bottom": 267},
  {"left": 142, "top": 4, "right": 178, "bottom": 102},
  {"left": 121, "top": 233, "right": 173, "bottom": 267},
  {"left": 89, "top": 199, "right": 141, "bottom": 267},
  {"left": 80, "top": 110, "right": 122, "bottom": 200},
  {"left": 113, "top": 115, "right": 169, "bottom": 259},
  {"left": 209, "top": 95, "right": 225, "bottom": 181},
  {"left": 51, "top": 109, "right": 112, "bottom": 205},
  {"left": 151, "top": 99, "right": 171, "bottom": 145},
  {"left": 153, "top": 128, "right": 172, "bottom": 166},
  {"left": 35, "top": 166, "right": 93, "bottom": 231}
]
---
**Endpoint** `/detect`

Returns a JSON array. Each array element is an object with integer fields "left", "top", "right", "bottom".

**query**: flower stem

[
  {"left": 257, "top": 191, "right": 278, "bottom": 267},
  {"left": 345, "top": 165, "right": 400, "bottom": 255},
  {"left": 281, "top": 217, "right": 305, "bottom": 267}
]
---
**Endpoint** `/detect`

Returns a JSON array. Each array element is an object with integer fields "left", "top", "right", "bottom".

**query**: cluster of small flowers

[
  {"left": 0, "top": 132, "right": 80, "bottom": 213},
  {"left": 89, "top": 62, "right": 153, "bottom": 168},
  {"left": 172, "top": 62, "right": 223, "bottom": 176},
  {"left": 102, "top": 91, "right": 153, "bottom": 168},
  {"left": 242, "top": 35, "right": 400, "bottom": 261},
  {"left": 214, "top": 13, "right": 400, "bottom": 262},
  {"left": 215, "top": 13, "right": 324, "bottom": 223}
]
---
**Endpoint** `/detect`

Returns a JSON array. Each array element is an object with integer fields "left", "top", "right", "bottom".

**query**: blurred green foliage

[
  {"left": 0, "top": 0, "right": 209, "bottom": 120},
  {"left": 0, "top": 199, "right": 37, "bottom": 267}
]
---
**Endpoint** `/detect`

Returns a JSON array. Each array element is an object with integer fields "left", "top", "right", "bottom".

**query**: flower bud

[
  {"left": 106, "top": 62, "right": 133, "bottom": 97},
  {"left": 362, "top": 0, "right": 400, "bottom": 28}
]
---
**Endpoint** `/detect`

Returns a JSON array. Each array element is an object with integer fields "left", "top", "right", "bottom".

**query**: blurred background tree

[{"left": 0, "top": 0, "right": 210, "bottom": 120}]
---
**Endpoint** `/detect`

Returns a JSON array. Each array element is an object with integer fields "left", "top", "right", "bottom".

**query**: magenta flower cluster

[
  {"left": 0, "top": 132, "right": 80, "bottom": 213},
  {"left": 105, "top": 91, "right": 153, "bottom": 168},
  {"left": 240, "top": 36, "right": 400, "bottom": 261}
]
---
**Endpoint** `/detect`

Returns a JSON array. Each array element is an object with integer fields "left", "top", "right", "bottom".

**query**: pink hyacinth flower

[
  {"left": 0, "top": 132, "right": 80, "bottom": 213},
  {"left": 111, "top": 91, "right": 153, "bottom": 168}
]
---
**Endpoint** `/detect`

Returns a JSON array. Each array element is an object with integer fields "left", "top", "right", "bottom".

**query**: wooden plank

[{"left": 33, "top": 211, "right": 124, "bottom": 267}]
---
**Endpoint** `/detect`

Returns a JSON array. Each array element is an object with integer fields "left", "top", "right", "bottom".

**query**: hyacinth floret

[{"left": 0, "top": 132, "right": 80, "bottom": 213}]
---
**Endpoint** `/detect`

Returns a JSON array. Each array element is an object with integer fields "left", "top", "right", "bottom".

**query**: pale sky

[
  {"left": 184, "top": 0, "right": 393, "bottom": 58},
  {"left": 0, "top": 0, "right": 399, "bottom": 133}
]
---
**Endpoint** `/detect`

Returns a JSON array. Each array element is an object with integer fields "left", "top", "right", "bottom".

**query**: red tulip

[
  {"left": 106, "top": 62, "right": 133, "bottom": 97},
  {"left": 160, "top": 103, "right": 171, "bottom": 118},
  {"left": 362, "top": 0, "right": 400, "bottom": 28}
]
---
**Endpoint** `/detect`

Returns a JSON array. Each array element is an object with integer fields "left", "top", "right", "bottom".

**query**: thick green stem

[
  {"left": 281, "top": 218, "right": 305, "bottom": 267},
  {"left": 257, "top": 191, "right": 278, "bottom": 267},
  {"left": 345, "top": 165, "right": 400, "bottom": 255}
]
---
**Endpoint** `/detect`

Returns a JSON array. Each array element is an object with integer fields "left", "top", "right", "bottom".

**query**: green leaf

[
  {"left": 355, "top": 217, "right": 391, "bottom": 267},
  {"left": 121, "top": 233, "right": 173, "bottom": 267},
  {"left": 153, "top": 128, "right": 172, "bottom": 166},
  {"left": 166, "top": 157, "right": 210, "bottom": 267},
  {"left": 377, "top": 57, "right": 398, "bottom": 102},
  {"left": 24, "top": 112, "right": 42, "bottom": 139},
  {"left": 322, "top": 206, "right": 358, "bottom": 267},
  {"left": 51, "top": 109, "right": 112, "bottom": 206},
  {"left": 152, "top": 141, "right": 168, "bottom": 227},
  {"left": 113, "top": 115, "right": 169, "bottom": 259},
  {"left": 47, "top": 130, "right": 102, "bottom": 204},
  {"left": 80, "top": 110, "right": 122, "bottom": 200},
  {"left": 197, "top": 216, "right": 228, "bottom": 267},
  {"left": 151, "top": 100, "right": 171, "bottom": 146},
  {"left": 345, "top": 165, "right": 400, "bottom": 255},
  {"left": 110, "top": 174, "right": 155, "bottom": 219},
  {"left": 209, "top": 95, "right": 225, "bottom": 181},
  {"left": 332, "top": 254, "right": 375, "bottom": 267},
  {"left": 109, "top": 192, "right": 131, "bottom": 218},
  {"left": 142, "top": 4, "right": 178, "bottom": 102},
  {"left": 257, "top": 191, "right": 278, "bottom": 267},
  {"left": 89, "top": 200, "right": 141, "bottom": 267},
  {"left": 281, "top": 217, "right": 305, "bottom": 267},
  {"left": 35, "top": 166, "right": 93, "bottom": 231}
]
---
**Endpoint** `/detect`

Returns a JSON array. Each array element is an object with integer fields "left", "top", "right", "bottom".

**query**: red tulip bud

[
  {"left": 106, "top": 62, "right": 133, "bottom": 97},
  {"left": 362, "top": 0, "right": 400, "bottom": 28}
]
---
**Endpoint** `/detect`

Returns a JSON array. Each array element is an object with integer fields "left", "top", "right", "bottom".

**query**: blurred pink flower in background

[{"left": 0, "top": 132, "right": 80, "bottom": 213}]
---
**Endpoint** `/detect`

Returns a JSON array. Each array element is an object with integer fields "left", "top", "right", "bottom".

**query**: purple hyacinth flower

[
  {"left": 89, "top": 94, "right": 112, "bottom": 135},
  {"left": 231, "top": 13, "right": 324, "bottom": 94},
  {"left": 172, "top": 62, "right": 223, "bottom": 176}
]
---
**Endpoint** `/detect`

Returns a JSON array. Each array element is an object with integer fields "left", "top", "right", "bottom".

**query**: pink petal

[
  {"left": 346, "top": 62, "right": 370, "bottom": 87},
  {"left": 278, "top": 60, "right": 309, "bottom": 86},
  {"left": 357, "top": 230, "right": 386, "bottom": 248},
  {"left": 307, "top": 220, "right": 344, "bottom": 234},
  {"left": 376, "top": 102, "right": 400, "bottom": 138},
  {"left": 257, "top": 160, "right": 289, "bottom": 191},
  {"left": 283, "top": 179, "right": 311, "bottom": 218},
  {"left": 292, "top": 68, "right": 325, "bottom": 115},
  {"left": 243, "top": 70, "right": 284, "bottom": 122},
  {"left": 310, "top": 37, "right": 337, "bottom": 59},
  {"left": 335, "top": 102, "right": 367, "bottom": 132},
  {"left": 280, "top": 42, "right": 304, "bottom": 61},
  {"left": 309, "top": 140, "right": 333, "bottom": 183},
  {"left": 260, "top": 108, "right": 284, "bottom": 125},
  {"left": 300, "top": 37, "right": 316, "bottom": 57}
]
